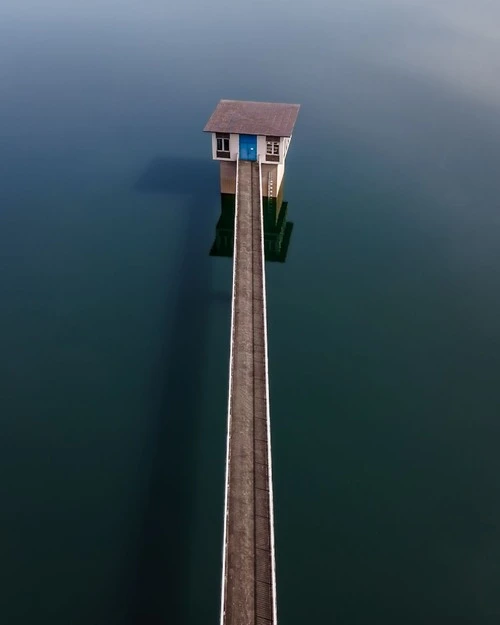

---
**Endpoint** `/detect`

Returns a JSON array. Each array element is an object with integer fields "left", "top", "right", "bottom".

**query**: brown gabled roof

[{"left": 203, "top": 99, "right": 300, "bottom": 137}]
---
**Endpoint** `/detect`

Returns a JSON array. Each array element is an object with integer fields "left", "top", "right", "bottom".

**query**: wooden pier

[{"left": 221, "top": 159, "right": 277, "bottom": 625}]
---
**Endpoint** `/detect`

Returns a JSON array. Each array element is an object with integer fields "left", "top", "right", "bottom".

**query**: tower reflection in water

[{"left": 210, "top": 162, "right": 293, "bottom": 263}]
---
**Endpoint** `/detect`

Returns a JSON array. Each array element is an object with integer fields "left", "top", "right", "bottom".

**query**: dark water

[{"left": 2, "top": 1, "right": 500, "bottom": 623}]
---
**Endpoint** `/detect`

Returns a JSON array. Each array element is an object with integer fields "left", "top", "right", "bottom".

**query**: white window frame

[
  {"left": 266, "top": 141, "right": 279, "bottom": 156},
  {"left": 217, "top": 137, "right": 230, "bottom": 152}
]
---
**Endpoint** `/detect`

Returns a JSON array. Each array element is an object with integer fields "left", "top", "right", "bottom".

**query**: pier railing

[
  {"left": 258, "top": 155, "right": 278, "bottom": 624},
  {"left": 220, "top": 154, "right": 240, "bottom": 625},
  {"left": 220, "top": 155, "right": 277, "bottom": 624}
]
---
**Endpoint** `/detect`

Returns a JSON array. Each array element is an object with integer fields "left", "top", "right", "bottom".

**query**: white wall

[
  {"left": 210, "top": 133, "right": 240, "bottom": 161},
  {"left": 277, "top": 161, "right": 285, "bottom": 190},
  {"left": 230, "top": 133, "right": 239, "bottom": 159},
  {"left": 211, "top": 133, "right": 293, "bottom": 163},
  {"left": 257, "top": 135, "right": 292, "bottom": 164},
  {"left": 257, "top": 135, "right": 267, "bottom": 161},
  {"left": 282, "top": 136, "right": 291, "bottom": 160}
]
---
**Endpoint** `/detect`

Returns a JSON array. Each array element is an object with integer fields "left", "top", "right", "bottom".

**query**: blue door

[{"left": 239, "top": 134, "right": 257, "bottom": 161}]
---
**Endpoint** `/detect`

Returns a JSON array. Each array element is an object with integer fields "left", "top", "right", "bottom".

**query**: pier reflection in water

[{"left": 210, "top": 183, "right": 293, "bottom": 263}]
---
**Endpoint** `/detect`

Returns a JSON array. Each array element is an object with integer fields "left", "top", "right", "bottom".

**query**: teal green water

[{"left": 2, "top": 2, "right": 500, "bottom": 623}]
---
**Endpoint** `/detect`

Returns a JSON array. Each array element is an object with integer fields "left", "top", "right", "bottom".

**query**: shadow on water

[
  {"left": 134, "top": 156, "right": 217, "bottom": 195},
  {"left": 124, "top": 157, "right": 222, "bottom": 624}
]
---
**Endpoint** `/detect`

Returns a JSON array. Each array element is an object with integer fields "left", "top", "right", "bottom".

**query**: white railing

[
  {"left": 220, "top": 154, "right": 240, "bottom": 625},
  {"left": 258, "top": 155, "right": 278, "bottom": 624},
  {"left": 220, "top": 156, "right": 277, "bottom": 624}
]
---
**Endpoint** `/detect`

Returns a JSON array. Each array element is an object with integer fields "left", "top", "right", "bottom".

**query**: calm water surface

[{"left": 2, "top": 1, "right": 500, "bottom": 623}]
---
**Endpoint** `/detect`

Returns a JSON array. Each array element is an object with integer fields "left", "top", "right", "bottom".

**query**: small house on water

[
  {"left": 203, "top": 99, "right": 300, "bottom": 199},
  {"left": 204, "top": 99, "right": 300, "bottom": 262}
]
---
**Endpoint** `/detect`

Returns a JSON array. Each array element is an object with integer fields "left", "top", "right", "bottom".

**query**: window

[
  {"left": 216, "top": 133, "right": 230, "bottom": 157},
  {"left": 217, "top": 137, "right": 230, "bottom": 152},
  {"left": 266, "top": 141, "right": 279, "bottom": 155},
  {"left": 266, "top": 136, "right": 280, "bottom": 161}
]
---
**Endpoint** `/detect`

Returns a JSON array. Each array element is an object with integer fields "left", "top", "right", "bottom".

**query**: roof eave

[{"left": 203, "top": 128, "right": 294, "bottom": 137}]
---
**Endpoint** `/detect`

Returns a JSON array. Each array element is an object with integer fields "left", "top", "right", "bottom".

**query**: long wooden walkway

[{"left": 221, "top": 159, "right": 277, "bottom": 625}]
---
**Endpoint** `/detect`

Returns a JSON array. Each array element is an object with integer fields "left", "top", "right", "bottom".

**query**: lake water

[{"left": 2, "top": 1, "right": 500, "bottom": 623}]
